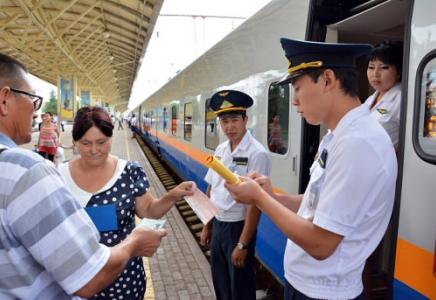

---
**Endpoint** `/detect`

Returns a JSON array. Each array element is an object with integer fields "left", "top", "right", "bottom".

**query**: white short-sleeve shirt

[
  {"left": 205, "top": 130, "right": 271, "bottom": 222},
  {"left": 284, "top": 105, "right": 397, "bottom": 299},
  {"left": 365, "top": 83, "right": 401, "bottom": 147}
]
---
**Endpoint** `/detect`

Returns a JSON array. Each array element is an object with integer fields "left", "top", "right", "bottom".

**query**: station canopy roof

[{"left": 0, "top": 0, "right": 164, "bottom": 112}]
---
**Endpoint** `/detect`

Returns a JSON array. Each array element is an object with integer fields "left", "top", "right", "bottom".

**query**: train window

[
  {"left": 184, "top": 103, "right": 193, "bottom": 141},
  {"left": 205, "top": 98, "right": 218, "bottom": 150},
  {"left": 163, "top": 107, "right": 168, "bottom": 132},
  {"left": 415, "top": 55, "right": 436, "bottom": 162},
  {"left": 138, "top": 106, "right": 142, "bottom": 134},
  {"left": 267, "top": 82, "right": 290, "bottom": 155},
  {"left": 171, "top": 105, "right": 177, "bottom": 136},
  {"left": 144, "top": 111, "right": 152, "bottom": 130}
]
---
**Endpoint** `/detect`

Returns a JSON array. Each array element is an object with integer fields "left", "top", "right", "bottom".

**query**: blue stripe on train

[
  {"left": 142, "top": 130, "right": 286, "bottom": 282},
  {"left": 393, "top": 279, "right": 429, "bottom": 300},
  {"left": 256, "top": 213, "right": 287, "bottom": 282},
  {"left": 141, "top": 131, "right": 208, "bottom": 192}
]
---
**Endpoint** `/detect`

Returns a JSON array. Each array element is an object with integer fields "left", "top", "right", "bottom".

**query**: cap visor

[
  {"left": 277, "top": 69, "right": 312, "bottom": 85},
  {"left": 277, "top": 73, "right": 293, "bottom": 85},
  {"left": 216, "top": 110, "right": 244, "bottom": 117}
]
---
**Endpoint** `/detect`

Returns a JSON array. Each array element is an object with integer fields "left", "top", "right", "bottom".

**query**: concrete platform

[{"left": 21, "top": 123, "right": 215, "bottom": 300}]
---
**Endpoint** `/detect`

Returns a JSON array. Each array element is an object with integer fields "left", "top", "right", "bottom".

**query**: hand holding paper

[
  {"left": 205, "top": 155, "right": 241, "bottom": 184},
  {"left": 184, "top": 189, "right": 218, "bottom": 224}
]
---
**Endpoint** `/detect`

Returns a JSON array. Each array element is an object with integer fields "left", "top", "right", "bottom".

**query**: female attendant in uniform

[
  {"left": 58, "top": 105, "right": 195, "bottom": 300},
  {"left": 363, "top": 40, "right": 403, "bottom": 299},
  {"left": 365, "top": 40, "right": 403, "bottom": 152},
  {"left": 37, "top": 111, "right": 61, "bottom": 162}
]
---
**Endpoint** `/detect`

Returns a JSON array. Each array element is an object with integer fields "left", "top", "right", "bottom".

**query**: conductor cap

[
  {"left": 278, "top": 38, "right": 372, "bottom": 85},
  {"left": 210, "top": 90, "right": 253, "bottom": 116}
]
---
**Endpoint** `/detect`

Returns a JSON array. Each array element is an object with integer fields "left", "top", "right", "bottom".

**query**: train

[{"left": 130, "top": 0, "right": 436, "bottom": 299}]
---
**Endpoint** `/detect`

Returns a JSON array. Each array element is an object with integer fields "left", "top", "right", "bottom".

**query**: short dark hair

[
  {"left": 72, "top": 106, "right": 114, "bottom": 141},
  {"left": 306, "top": 67, "right": 359, "bottom": 98},
  {"left": 366, "top": 40, "right": 403, "bottom": 75},
  {"left": 0, "top": 53, "right": 28, "bottom": 87}
]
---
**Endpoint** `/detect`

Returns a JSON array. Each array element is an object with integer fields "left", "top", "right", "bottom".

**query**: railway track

[
  {"left": 136, "top": 136, "right": 283, "bottom": 300},
  {"left": 135, "top": 137, "right": 208, "bottom": 252}
]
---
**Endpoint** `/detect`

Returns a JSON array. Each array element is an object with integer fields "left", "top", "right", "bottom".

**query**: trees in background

[{"left": 42, "top": 90, "right": 58, "bottom": 114}]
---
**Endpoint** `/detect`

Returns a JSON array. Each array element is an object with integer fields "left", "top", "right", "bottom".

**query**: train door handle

[{"left": 292, "top": 155, "right": 297, "bottom": 175}]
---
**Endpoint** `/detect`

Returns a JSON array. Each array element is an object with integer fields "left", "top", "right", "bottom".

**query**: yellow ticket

[{"left": 205, "top": 155, "right": 241, "bottom": 184}]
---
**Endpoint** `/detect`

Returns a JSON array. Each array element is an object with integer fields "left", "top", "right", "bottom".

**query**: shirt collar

[
  {"left": 225, "top": 130, "right": 252, "bottom": 154},
  {"left": 382, "top": 82, "right": 401, "bottom": 102},
  {"left": 0, "top": 132, "right": 17, "bottom": 148}
]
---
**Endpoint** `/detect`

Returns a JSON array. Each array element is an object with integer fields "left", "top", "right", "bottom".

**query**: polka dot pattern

[{"left": 87, "top": 160, "right": 149, "bottom": 300}]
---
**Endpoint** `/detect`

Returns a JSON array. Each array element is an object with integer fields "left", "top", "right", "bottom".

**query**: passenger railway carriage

[{"left": 131, "top": 0, "right": 436, "bottom": 298}]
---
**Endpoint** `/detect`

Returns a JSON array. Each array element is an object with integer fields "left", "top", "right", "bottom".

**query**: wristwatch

[{"left": 237, "top": 242, "right": 248, "bottom": 250}]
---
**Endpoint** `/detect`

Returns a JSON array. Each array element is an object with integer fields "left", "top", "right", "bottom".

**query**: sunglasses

[{"left": 7, "top": 87, "right": 43, "bottom": 112}]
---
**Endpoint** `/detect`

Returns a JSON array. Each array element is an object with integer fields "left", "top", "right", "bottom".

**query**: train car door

[
  {"left": 392, "top": 1, "right": 436, "bottom": 299},
  {"left": 308, "top": 0, "right": 410, "bottom": 297}
]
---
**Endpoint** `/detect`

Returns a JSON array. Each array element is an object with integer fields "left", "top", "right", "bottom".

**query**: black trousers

[{"left": 210, "top": 218, "right": 256, "bottom": 300}]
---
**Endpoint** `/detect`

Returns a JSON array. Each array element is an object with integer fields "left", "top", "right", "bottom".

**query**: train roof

[{"left": 133, "top": 0, "right": 407, "bottom": 111}]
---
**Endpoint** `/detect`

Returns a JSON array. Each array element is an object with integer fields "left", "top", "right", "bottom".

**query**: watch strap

[{"left": 237, "top": 242, "right": 248, "bottom": 249}]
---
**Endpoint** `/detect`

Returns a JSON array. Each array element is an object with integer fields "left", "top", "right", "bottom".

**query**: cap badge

[
  {"left": 220, "top": 100, "right": 234, "bottom": 109},
  {"left": 219, "top": 92, "right": 229, "bottom": 97}
]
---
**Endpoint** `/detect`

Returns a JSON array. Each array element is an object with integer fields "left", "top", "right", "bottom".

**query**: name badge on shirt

[
  {"left": 233, "top": 157, "right": 248, "bottom": 165},
  {"left": 318, "top": 149, "right": 328, "bottom": 169},
  {"left": 308, "top": 182, "right": 319, "bottom": 210},
  {"left": 84, "top": 204, "right": 118, "bottom": 231}
]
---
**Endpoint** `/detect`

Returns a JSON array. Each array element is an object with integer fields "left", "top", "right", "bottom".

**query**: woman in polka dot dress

[{"left": 58, "top": 106, "right": 196, "bottom": 300}]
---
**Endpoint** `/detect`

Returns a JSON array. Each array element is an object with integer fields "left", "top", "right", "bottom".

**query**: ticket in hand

[
  {"left": 138, "top": 217, "right": 166, "bottom": 230},
  {"left": 205, "top": 155, "right": 241, "bottom": 184}
]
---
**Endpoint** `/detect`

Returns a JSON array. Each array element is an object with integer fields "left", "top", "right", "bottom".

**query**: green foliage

[{"left": 42, "top": 90, "right": 58, "bottom": 114}]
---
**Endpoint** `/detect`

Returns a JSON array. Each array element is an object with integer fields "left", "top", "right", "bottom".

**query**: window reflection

[
  {"left": 268, "top": 83, "right": 290, "bottom": 155},
  {"left": 184, "top": 103, "right": 192, "bottom": 141},
  {"left": 205, "top": 98, "right": 218, "bottom": 150},
  {"left": 418, "top": 57, "right": 436, "bottom": 157},
  {"left": 163, "top": 107, "right": 168, "bottom": 132},
  {"left": 171, "top": 105, "right": 177, "bottom": 136}
]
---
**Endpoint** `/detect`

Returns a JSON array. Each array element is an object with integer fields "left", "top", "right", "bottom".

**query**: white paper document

[{"left": 184, "top": 188, "right": 219, "bottom": 224}]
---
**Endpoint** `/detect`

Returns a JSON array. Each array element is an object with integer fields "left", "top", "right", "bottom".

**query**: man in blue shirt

[{"left": 0, "top": 53, "right": 174, "bottom": 299}]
